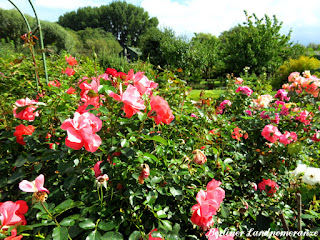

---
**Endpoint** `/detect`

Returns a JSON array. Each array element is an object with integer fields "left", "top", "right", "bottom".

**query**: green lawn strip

[{"left": 188, "top": 89, "right": 225, "bottom": 101}]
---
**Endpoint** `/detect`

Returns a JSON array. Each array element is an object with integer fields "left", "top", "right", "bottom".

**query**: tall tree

[
  {"left": 58, "top": 1, "right": 158, "bottom": 47},
  {"left": 219, "top": 11, "right": 292, "bottom": 76}
]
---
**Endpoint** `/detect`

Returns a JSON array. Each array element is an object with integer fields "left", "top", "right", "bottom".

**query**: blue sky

[{"left": 1, "top": 0, "right": 320, "bottom": 45}]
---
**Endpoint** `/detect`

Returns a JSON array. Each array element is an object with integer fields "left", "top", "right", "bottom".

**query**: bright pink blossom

[
  {"left": 235, "top": 86, "right": 253, "bottom": 97},
  {"left": 19, "top": 174, "right": 49, "bottom": 193},
  {"left": 148, "top": 95, "right": 174, "bottom": 125},
  {"left": 62, "top": 67, "right": 75, "bottom": 76},
  {"left": 274, "top": 89, "right": 290, "bottom": 101},
  {"left": 109, "top": 84, "right": 145, "bottom": 118},
  {"left": 0, "top": 201, "right": 28, "bottom": 231},
  {"left": 65, "top": 55, "right": 77, "bottom": 66},
  {"left": 79, "top": 78, "right": 101, "bottom": 108},
  {"left": 13, "top": 98, "right": 40, "bottom": 122},
  {"left": 219, "top": 100, "right": 231, "bottom": 110},
  {"left": 245, "top": 110, "right": 252, "bottom": 116},
  {"left": 279, "top": 131, "right": 297, "bottom": 145},
  {"left": 191, "top": 113, "right": 198, "bottom": 119},
  {"left": 258, "top": 179, "right": 279, "bottom": 196},
  {"left": 61, "top": 112, "right": 102, "bottom": 152},
  {"left": 261, "top": 124, "right": 281, "bottom": 143}
]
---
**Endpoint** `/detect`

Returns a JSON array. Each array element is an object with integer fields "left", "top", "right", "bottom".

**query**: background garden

[{"left": 1, "top": 1, "right": 320, "bottom": 239}]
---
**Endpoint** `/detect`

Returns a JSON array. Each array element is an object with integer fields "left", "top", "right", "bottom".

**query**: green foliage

[
  {"left": 272, "top": 56, "right": 320, "bottom": 88},
  {"left": 58, "top": 1, "right": 159, "bottom": 47},
  {"left": 219, "top": 11, "right": 292, "bottom": 77}
]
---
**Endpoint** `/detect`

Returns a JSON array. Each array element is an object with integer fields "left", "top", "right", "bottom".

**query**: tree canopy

[
  {"left": 219, "top": 11, "right": 292, "bottom": 76},
  {"left": 57, "top": 1, "right": 159, "bottom": 48}
]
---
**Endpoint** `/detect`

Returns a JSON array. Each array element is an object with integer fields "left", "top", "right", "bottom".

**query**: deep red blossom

[
  {"left": 13, "top": 124, "right": 35, "bottom": 145},
  {"left": 258, "top": 179, "right": 279, "bottom": 196}
]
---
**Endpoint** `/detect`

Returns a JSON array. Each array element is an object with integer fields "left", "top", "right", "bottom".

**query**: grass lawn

[{"left": 188, "top": 89, "right": 225, "bottom": 101}]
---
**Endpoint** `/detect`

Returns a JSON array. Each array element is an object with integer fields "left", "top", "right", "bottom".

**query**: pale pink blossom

[
  {"left": 19, "top": 174, "right": 49, "bottom": 193},
  {"left": 234, "top": 78, "right": 244, "bottom": 85}
]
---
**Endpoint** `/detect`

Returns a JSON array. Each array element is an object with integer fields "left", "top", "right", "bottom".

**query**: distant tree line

[
  {"left": 57, "top": 1, "right": 159, "bottom": 48},
  {"left": 1, "top": 3, "right": 318, "bottom": 87}
]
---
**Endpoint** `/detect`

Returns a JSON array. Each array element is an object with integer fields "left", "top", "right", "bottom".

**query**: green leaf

[
  {"left": 53, "top": 199, "right": 74, "bottom": 214},
  {"left": 220, "top": 203, "right": 229, "bottom": 218},
  {"left": 169, "top": 186, "right": 183, "bottom": 197},
  {"left": 14, "top": 155, "right": 27, "bottom": 167},
  {"left": 52, "top": 227, "right": 69, "bottom": 240},
  {"left": 79, "top": 219, "right": 96, "bottom": 230},
  {"left": 7, "top": 171, "right": 25, "bottom": 184},
  {"left": 301, "top": 214, "right": 316, "bottom": 219},
  {"left": 150, "top": 135, "right": 168, "bottom": 145},
  {"left": 120, "top": 139, "right": 129, "bottom": 148},
  {"left": 159, "top": 220, "right": 173, "bottom": 232},
  {"left": 143, "top": 152, "right": 160, "bottom": 163},
  {"left": 86, "top": 230, "right": 102, "bottom": 240},
  {"left": 157, "top": 210, "right": 167, "bottom": 218},
  {"left": 129, "top": 231, "right": 142, "bottom": 240},
  {"left": 138, "top": 112, "right": 147, "bottom": 121},
  {"left": 102, "top": 231, "right": 123, "bottom": 240},
  {"left": 98, "top": 220, "right": 116, "bottom": 231},
  {"left": 60, "top": 217, "right": 76, "bottom": 227}
]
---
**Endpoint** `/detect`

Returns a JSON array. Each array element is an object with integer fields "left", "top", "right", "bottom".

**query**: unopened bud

[{"left": 192, "top": 150, "right": 207, "bottom": 165}]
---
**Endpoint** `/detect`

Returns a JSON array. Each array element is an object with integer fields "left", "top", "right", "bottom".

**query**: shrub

[{"left": 272, "top": 56, "right": 320, "bottom": 89}]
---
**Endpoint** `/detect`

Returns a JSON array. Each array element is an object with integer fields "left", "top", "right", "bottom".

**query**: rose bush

[{"left": 0, "top": 49, "right": 320, "bottom": 240}]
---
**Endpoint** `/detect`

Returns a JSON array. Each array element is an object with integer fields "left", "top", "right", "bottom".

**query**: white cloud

[
  {"left": 141, "top": 0, "right": 320, "bottom": 39},
  {"left": 34, "top": 0, "right": 104, "bottom": 9}
]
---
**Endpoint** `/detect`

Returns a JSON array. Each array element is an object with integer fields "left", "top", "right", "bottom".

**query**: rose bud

[{"left": 192, "top": 149, "right": 207, "bottom": 165}]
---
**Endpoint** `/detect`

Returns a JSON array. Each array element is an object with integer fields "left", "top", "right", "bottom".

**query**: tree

[
  {"left": 219, "top": 11, "right": 292, "bottom": 76},
  {"left": 58, "top": 1, "right": 158, "bottom": 48},
  {"left": 190, "top": 33, "right": 220, "bottom": 81}
]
